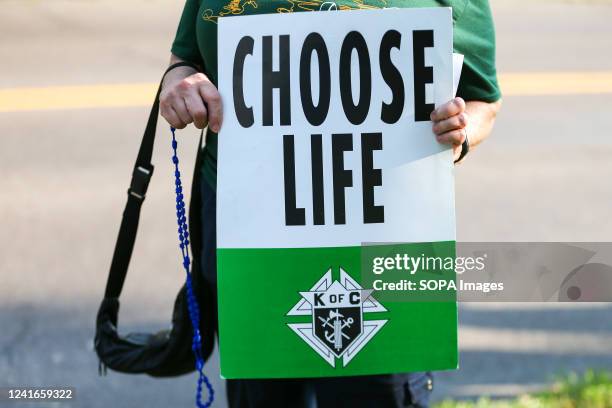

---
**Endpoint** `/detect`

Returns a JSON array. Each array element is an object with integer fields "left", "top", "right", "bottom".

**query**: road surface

[{"left": 1, "top": 0, "right": 611, "bottom": 406}]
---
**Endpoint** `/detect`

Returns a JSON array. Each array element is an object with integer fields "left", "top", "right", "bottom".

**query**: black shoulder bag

[{"left": 94, "top": 63, "right": 215, "bottom": 383}]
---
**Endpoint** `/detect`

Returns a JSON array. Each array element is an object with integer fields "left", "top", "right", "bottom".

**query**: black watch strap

[{"left": 164, "top": 61, "right": 201, "bottom": 77}]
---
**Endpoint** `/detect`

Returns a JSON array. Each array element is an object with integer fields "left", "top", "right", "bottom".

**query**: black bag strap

[{"left": 104, "top": 61, "right": 201, "bottom": 300}]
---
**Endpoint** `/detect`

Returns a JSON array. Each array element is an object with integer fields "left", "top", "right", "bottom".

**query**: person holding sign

[{"left": 159, "top": 1, "right": 501, "bottom": 407}]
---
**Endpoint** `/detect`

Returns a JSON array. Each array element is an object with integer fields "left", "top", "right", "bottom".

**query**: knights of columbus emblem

[{"left": 287, "top": 268, "right": 388, "bottom": 367}]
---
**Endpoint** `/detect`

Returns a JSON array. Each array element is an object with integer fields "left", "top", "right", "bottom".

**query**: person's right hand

[{"left": 159, "top": 66, "right": 223, "bottom": 132}]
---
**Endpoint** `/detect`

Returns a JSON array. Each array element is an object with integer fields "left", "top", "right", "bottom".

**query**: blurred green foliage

[{"left": 435, "top": 370, "right": 612, "bottom": 408}]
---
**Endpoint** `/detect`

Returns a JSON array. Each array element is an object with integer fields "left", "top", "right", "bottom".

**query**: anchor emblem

[{"left": 318, "top": 309, "right": 354, "bottom": 352}]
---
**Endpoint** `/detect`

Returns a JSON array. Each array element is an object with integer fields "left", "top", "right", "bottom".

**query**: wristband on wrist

[{"left": 163, "top": 61, "right": 201, "bottom": 79}]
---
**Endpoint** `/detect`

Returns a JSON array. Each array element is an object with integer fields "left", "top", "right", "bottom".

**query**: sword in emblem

[
  {"left": 333, "top": 313, "right": 342, "bottom": 350},
  {"left": 318, "top": 309, "right": 354, "bottom": 350}
]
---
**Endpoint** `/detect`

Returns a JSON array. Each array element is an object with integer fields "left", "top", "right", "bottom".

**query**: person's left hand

[{"left": 430, "top": 97, "right": 468, "bottom": 162}]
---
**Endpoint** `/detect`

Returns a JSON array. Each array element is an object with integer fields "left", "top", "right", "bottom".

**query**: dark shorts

[{"left": 200, "top": 178, "right": 433, "bottom": 408}]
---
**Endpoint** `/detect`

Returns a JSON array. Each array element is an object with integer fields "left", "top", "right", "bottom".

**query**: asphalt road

[{"left": 1, "top": 0, "right": 612, "bottom": 407}]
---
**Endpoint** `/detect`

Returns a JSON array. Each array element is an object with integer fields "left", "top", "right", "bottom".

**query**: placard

[{"left": 217, "top": 7, "right": 457, "bottom": 378}]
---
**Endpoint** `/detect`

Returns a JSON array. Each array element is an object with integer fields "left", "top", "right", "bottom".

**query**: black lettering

[
  {"left": 339, "top": 31, "right": 371, "bottom": 125},
  {"left": 332, "top": 133, "right": 353, "bottom": 225},
  {"left": 349, "top": 292, "right": 360, "bottom": 304},
  {"left": 263, "top": 35, "right": 291, "bottom": 126},
  {"left": 314, "top": 293, "right": 324, "bottom": 306},
  {"left": 300, "top": 33, "right": 331, "bottom": 126},
  {"left": 413, "top": 30, "right": 434, "bottom": 122},
  {"left": 311, "top": 134, "right": 325, "bottom": 225},
  {"left": 233, "top": 36, "right": 254, "bottom": 128},
  {"left": 361, "top": 133, "right": 384, "bottom": 223},
  {"left": 379, "top": 30, "right": 404, "bottom": 124},
  {"left": 283, "top": 134, "right": 305, "bottom": 225}
]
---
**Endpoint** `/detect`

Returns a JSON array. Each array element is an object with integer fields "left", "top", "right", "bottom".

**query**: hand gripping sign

[{"left": 217, "top": 7, "right": 457, "bottom": 379}]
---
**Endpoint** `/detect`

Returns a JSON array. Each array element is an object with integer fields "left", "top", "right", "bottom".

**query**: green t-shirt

[{"left": 171, "top": 0, "right": 501, "bottom": 188}]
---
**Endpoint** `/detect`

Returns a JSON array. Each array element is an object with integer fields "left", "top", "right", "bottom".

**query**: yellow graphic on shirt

[
  {"left": 203, "top": 0, "right": 258, "bottom": 22},
  {"left": 203, "top": 0, "right": 388, "bottom": 23}
]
